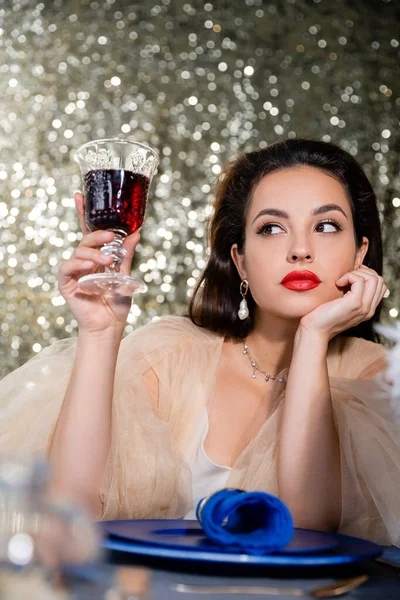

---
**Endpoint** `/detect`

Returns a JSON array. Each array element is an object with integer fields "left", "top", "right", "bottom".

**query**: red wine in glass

[
  {"left": 75, "top": 138, "right": 159, "bottom": 296},
  {"left": 84, "top": 169, "right": 150, "bottom": 235}
]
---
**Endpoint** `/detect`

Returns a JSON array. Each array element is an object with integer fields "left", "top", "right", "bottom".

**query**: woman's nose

[{"left": 286, "top": 240, "right": 314, "bottom": 263}]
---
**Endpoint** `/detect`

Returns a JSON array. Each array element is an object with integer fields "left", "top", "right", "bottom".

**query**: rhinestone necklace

[{"left": 243, "top": 340, "right": 286, "bottom": 383}]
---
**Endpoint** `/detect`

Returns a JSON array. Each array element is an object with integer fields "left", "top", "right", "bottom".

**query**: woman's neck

[{"left": 245, "top": 313, "right": 301, "bottom": 375}]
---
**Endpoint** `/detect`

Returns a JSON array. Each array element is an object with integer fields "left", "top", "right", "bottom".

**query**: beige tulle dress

[{"left": 0, "top": 315, "right": 398, "bottom": 546}]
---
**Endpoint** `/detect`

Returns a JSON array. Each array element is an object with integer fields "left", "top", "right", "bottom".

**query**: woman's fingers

[
  {"left": 358, "top": 264, "right": 380, "bottom": 275},
  {"left": 78, "top": 229, "right": 115, "bottom": 249},
  {"left": 303, "top": 265, "right": 387, "bottom": 337},
  {"left": 119, "top": 231, "right": 141, "bottom": 275},
  {"left": 337, "top": 271, "right": 366, "bottom": 306},
  {"left": 59, "top": 258, "right": 96, "bottom": 278},
  {"left": 60, "top": 243, "right": 115, "bottom": 283},
  {"left": 73, "top": 245, "right": 114, "bottom": 265},
  {"left": 336, "top": 266, "right": 385, "bottom": 319},
  {"left": 70, "top": 227, "right": 140, "bottom": 276},
  {"left": 353, "top": 266, "right": 386, "bottom": 314},
  {"left": 72, "top": 190, "right": 140, "bottom": 275},
  {"left": 371, "top": 278, "right": 387, "bottom": 315},
  {"left": 122, "top": 231, "right": 141, "bottom": 261},
  {"left": 362, "top": 277, "right": 381, "bottom": 316}
]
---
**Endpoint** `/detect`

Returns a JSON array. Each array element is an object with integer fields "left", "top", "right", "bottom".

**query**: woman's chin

[{"left": 267, "top": 298, "right": 336, "bottom": 320}]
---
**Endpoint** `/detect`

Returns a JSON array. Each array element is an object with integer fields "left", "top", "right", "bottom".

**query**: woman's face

[{"left": 231, "top": 166, "right": 369, "bottom": 321}]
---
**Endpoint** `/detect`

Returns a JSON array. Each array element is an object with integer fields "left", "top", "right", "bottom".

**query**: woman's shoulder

[
  {"left": 120, "top": 315, "right": 223, "bottom": 362},
  {"left": 134, "top": 315, "right": 221, "bottom": 342},
  {"left": 327, "top": 335, "right": 387, "bottom": 379}
]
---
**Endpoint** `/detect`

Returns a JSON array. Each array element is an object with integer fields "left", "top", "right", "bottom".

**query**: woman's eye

[
  {"left": 256, "top": 223, "right": 284, "bottom": 236},
  {"left": 315, "top": 220, "right": 342, "bottom": 233}
]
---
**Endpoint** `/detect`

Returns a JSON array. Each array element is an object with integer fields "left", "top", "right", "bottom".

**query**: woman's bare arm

[
  {"left": 48, "top": 329, "right": 122, "bottom": 518},
  {"left": 277, "top": 327, "right": 341, "bottom": 532},
  {"left": 47, "top": 193, "right": 140, "bottom": 517},
  {"left": 278, "top": 265, "right": 387, "bottom": 531}
]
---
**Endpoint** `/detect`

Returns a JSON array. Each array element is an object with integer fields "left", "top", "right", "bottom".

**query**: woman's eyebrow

[
  {"left": 312, "top": 203, "right": 348, "bottom": 218},
  {"left": 252, "top": 203, "right": 348, "bottom": 224},
  {"left": 252, "top": 208, "right": 289, "bottom": 223}
]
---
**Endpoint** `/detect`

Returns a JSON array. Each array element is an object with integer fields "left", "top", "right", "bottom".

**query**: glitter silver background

[{"left": 0, "top": 0, "right": 399, "bottom": 376}]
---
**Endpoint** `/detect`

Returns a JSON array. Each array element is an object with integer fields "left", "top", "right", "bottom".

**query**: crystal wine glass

[{"left": 75, "top": 138, "right": 159, "bottom": 296}]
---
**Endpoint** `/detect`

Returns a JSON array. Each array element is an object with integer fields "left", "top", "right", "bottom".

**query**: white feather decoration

[{"left": 374, "top": 322, "right": 400, "bottom": 420}]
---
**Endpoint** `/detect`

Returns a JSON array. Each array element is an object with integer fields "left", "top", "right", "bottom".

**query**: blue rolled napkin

[{"left": 196, "top": 488, "right": 294, "bottom": 554}]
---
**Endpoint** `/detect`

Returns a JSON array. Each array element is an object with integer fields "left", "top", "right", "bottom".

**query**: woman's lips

[
  {"left": 281, "top": 280, "right": 320, "bottom": 291},
  {"left": 280, "top": 270, "right": 321, "bottom": 291}
]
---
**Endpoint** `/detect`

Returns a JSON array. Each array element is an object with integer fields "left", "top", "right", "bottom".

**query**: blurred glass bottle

[{"left": 0, "top": 457, "right": 100, "bottom": 571}]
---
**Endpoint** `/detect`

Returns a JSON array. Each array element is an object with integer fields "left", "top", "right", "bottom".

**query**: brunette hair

[{"left": 189, "top": 138, "right": 383, "bottom": 342}]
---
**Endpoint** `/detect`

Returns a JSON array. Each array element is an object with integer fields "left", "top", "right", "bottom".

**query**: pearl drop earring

[{"left": 238, "top": 279, "right": 249, "bottom": 320}]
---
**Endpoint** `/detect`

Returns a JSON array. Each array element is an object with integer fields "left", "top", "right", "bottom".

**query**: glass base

[{"left": 78, "top": 272, "right": 148, "bottom": 296}]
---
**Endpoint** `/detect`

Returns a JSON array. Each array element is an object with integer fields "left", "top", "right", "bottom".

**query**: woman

[{"left": 0, "top": 139, "right": 398, "bottom": 546}]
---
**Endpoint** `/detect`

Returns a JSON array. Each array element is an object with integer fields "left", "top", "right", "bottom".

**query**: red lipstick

[{"left": 281, "top": 270, "right": 321, "bottom": 291}]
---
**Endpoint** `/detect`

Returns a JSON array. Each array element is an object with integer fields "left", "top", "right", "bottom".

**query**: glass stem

[{"left": 101, "top": 231, "right": 128, "bottom": 274}]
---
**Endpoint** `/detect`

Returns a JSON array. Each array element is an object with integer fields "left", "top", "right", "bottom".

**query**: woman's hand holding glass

[
  {"left": 299, "top": 265, "right": 387, "bottom": 341},
  {"left": 58, "top": 192, "right": 140, "bottom": 336}
]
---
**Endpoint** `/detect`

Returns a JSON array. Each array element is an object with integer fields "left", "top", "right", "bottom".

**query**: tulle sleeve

[
  {"left": 98, "top": 327, "right": 194, "bottom": 521},
  {"left": 0, "top": 316, "right": 216, "bottom": 521},
  {"left": 330, "top": 346, "right": 400, "bottom": 546},
  {"left": 99, "top": 317, "right": 219, "bottom": 521},
  {"left": 0, "top": 338, "right": 78, "bottom": 456}
]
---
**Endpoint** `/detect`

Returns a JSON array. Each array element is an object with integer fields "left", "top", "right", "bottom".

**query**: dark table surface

[{"left": 70, "top": 545, "right": 400, "bottom": 599}]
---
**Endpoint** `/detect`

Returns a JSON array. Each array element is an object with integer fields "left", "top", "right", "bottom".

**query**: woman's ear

[
  {"left": 231, "top": 244, "right": 248, "bottom": 280},
  {"left": 354, "top": 236, "right": 369, "bottom": 269}
]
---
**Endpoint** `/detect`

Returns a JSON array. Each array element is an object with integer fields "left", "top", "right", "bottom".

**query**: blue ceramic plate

[
  {"left": 100, "top": 519, "right": 383, "bottom": 566},
  {"left": 102, "top": 519, "right": 337, "bottom": 555}
]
